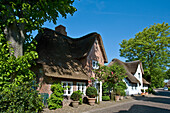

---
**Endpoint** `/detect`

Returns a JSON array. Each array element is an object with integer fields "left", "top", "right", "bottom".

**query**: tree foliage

[
  {"left": 0, "top": 0, "right": 77, "bottom": 57},
  {"left": 0, "top": 0, "right": 77, "bottom": 112},
  {"left": 94, "top": 63, "right": 127, "bottom": 93},
  {"left": 0, "top": 82, "right": 43, "bottom": 113},
  {"left": 119, "top": 23, "right": 170, "bottom": 87}
]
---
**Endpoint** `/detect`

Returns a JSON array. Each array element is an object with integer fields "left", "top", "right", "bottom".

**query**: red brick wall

[{"left": 80, "top": 39, "right": 105, "bottom": 79}]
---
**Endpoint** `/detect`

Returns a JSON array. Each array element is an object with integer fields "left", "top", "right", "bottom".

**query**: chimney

[{"left": 55, "top": 25, "right": 67, "bottom": 36}]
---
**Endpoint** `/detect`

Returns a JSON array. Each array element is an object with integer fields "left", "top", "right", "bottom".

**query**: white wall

[{"left": 124, "top": 64, "right": 148, "bottom": 95}]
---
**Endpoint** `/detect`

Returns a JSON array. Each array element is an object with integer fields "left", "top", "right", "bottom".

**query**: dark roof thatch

[
  {"left": 108, "top": 58, "right": 143, "bottom": 84},
  {"left": 35, "top": 28, "right": 107, "bottom": 80},
  {"left": 142, "top": 78, "right": 150, "bottom": 85}
]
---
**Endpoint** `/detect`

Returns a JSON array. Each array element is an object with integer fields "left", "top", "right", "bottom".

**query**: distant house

[
  {"left": 31, "top": 25, "right": 108, "bottom": 106},
  {"left": 108, "top": 59, "right": 149, "bottom": 95},
  {"left": 167, "top": 80, "right": 170, "bottom": 87}
]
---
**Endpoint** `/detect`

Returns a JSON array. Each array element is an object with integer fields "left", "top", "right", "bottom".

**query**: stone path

[{"left": 43, "top": 97, "right": 133, "bottom": 113}]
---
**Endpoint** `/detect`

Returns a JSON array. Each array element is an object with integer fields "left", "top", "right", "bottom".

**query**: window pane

[
  {"left": 92, "top": 61, "right": 95, "bottom": 67},
  {"left": 64, "top": 90, "right": 66, "bottom": 94},
  {"left": 82, "top": 84, "right": 84, "bottom": 90},
  {"left": 68, "top": 90, "right": 70, "bottom": 94},
  {"left": 63, "top": 83, "right": 66, "bottom": 88}
]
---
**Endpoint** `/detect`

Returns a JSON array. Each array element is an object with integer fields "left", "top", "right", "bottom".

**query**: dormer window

[{"left": 92, "top": 60, "right": 99, "bottom": 69}]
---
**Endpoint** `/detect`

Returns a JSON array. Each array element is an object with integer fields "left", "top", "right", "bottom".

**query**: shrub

[
  {"left": 141, "top": 89, "right": 144, "bottom": 93},
  {"left": 0, "top": 82, "right": 43, "bottom": 113},
  {"left": 71, "top": 91, "right": 81, "bottom": 101},
  {"left": 48, "top": 83, "right": 65, "bottom": 110},
  {"left": 102, "top": 96, "right": 110, "bottom": 101},
  {"left": 120, "top": 90, "right": 126, "bottom": 96},
  {"left": 115, "top": 87, "right": 121, "bottom": 95},
  {"left": 145, "top": 89, "right": 148, "bottom": 93},
  {"left": 86, "top": 87, "right": 97, "bottom": 98},
  {"left": 148, "top": 87, "right": 155, "bottom": 94},
  {"left": 76, "top": 90, "right": 83, "bottom": 104},
  {"left": 168, "top": 87, "right": 170, "bottom": 91},
  {"left": 102, "top": 82, "right": 110, "bottom": 96}
]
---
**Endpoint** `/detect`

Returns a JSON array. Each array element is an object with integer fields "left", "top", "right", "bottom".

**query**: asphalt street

[{"left": 85, "top": 89, "right": 170, "bottom": 113}]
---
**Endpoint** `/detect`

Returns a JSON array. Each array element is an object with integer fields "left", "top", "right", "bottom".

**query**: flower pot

[
  {"left": 115, "top": 95, "right": 120, "bottom": 101},
  {"left": 119, "top": 96, "right": 123, "bottom": 100},
  {"left": 72, "top": 101, "right": 79, "bottom": 108},
  {"left": 88, "top": 98, "right": 96, "bottom": 106},
  {"left": 141, "top": 92, "right": 145, "bottom": 96},
  {"left": 145, "top": 92, "right": 148, "bottom": 95}
]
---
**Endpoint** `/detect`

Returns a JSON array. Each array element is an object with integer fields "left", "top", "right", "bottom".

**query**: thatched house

[
  {"left": 32, "top": 25, "right": 108, "bottom": 105},
  {"left": 108, "top": 58, "right": 149, "bottom": 95}
]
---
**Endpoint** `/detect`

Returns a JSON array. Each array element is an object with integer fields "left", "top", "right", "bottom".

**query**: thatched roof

[
  {"left": 35, "top": 28, "right": 107, "bottom": 80},
  {"left": 108, "top": 58, "right": 143, "bottom": 84},
  {"left": 142, "top": 78, "right": 150, "bottom": 85}
]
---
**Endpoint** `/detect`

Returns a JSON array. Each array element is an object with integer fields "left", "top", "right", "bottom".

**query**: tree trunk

[{"left": 4, "top": 22, "right": 25, "bottom": 58}]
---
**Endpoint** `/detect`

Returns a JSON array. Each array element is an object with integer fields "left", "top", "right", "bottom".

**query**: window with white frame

[
  {"left": 138, "top": 73, "right": 140, "bottom": 79},
  {"left": 77, "top": 82, "right": 86, "bottom": 95},
  {"left": 92, "top": 60, "right": 99, "bottom": 69},
  {"left": 62, "top": 81, "right": 73, "bottom": 96}
]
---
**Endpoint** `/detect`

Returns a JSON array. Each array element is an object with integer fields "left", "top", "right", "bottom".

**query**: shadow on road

[
  {"left": 132, "top": 95, "right": 170, "bottom": 105},
  {"left": 154, "top": 91, "right": 170, "bottom": 97},
  {"left": 116, "top": 104, "right": 170, "bottom": 113}
]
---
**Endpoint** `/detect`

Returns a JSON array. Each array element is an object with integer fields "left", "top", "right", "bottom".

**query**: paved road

[{"left": 84, "top": 90, "right": 170, "bottom": 113}]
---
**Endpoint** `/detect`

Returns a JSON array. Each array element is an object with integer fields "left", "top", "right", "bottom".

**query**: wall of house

[
  {"left": 32, "top": 65, "right": 88, "bottom": 106},
  {"left": 143, "top": 84, "right": 149, "bottom": 92},
  {"left": 123, "top": 78, "right": 138, "bottom": 95},
  {"left": 80, "top": 39, "right": 105, "bottom": 101},
  {"left": 124, "top": 64, "right": 149, "bottom": 95},
  {"left": 133, "top": 64, "right": 143, "bottom": 94},
  {"left": 80, "top": 39, "right": 105, "bottom": 79}
]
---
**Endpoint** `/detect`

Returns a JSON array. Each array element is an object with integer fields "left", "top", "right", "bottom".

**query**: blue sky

[{"left": 33, "top": 0, "right": 170, "bottom": 64}]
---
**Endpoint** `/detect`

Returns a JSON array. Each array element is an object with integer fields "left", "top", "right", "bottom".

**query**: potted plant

[
  {"left": 141, "top": 89, "right": 145, "bottom": 96},
  {"left": 86, "top": 87, "right": 97, "bottom": 106},
  {"left": 115, "top": 88, "right": 121, "bottom": 101},
  {"left": 71, "top": 91, "right": 81, "bottom": 108},
  {"left": 119, "top": 90, "right": 125, "bottom": 100},
  {"left": 145, "top": 89, "right": 148, "bottom": 95}
]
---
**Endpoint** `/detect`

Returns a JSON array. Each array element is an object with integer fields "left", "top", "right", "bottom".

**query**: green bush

[
  {"left": 102, "top": 82, "right": 110, "bottom": 96},
  {"left": 102, "top": 96, "right": 110, "bottom": 101},
  {"left": 145, "top": 89, "right": 148, "bottom": 93},
  {"left": 71, "top": 91, "right": 81, "bottom": 101},
  {"left": 76, "top": 90, "right": 83, "bottom": 104},
  {"left": 148, "top": 87, "right": 155, "bottom": 94},
  {"left": 168, "top": 87, "right": 170, "bottom": 91},
  {"left": 48, "top": 83, "right": 65, "bottom": 110},
  {"left": 0, "top": 83, "right": 43, "bottom": 113},
  {"left": 86, "top": 87, "right": 97, "bottom": 98},
  {"left": 120, "top": 90, "right": 126, "bottom": 96},
  {"left": 115, "top": 87, "right": 121, "bottom": 95},
  {"left": 141, "top": 89, "right": 144, "bottom": 93}
]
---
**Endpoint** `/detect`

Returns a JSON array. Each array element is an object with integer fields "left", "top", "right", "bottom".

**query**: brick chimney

[{"left": 55, "top": 25, "right": 67, "bottom": 36}]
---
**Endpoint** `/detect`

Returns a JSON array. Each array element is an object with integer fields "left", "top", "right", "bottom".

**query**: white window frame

[
  {"left": 138, "top": 73, "right": 140, "bottom": 79},
  {"left": 61, "top": 81, "right": 73, "bottom": 96},
  {"left": 77, "top": 82, "right": 86, "bottom": 95},
  {"left": 92, "top": 60, "right": 99, "bottom": 69}
]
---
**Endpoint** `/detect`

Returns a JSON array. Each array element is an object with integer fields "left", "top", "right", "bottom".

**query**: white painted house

[{"left": 108, "top": 59, "right": 150, "bottom": 96}]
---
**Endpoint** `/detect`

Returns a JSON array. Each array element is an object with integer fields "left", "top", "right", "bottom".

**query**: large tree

[
  {"left": 0, "top": 1, "right": 77, "bottom": 111},
  {"left": 119, "top": 23, "right": 170, "bottom": 87},
  {"left": 0, "top": 0, "right": 76, "bottom": 57}
]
